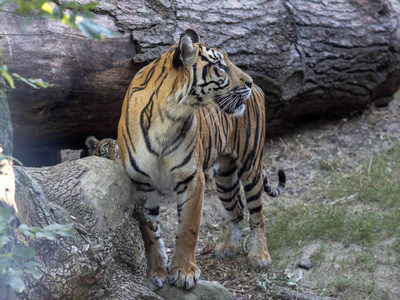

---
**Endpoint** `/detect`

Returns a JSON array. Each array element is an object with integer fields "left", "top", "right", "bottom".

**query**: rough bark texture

[
  {"left": 0, "top": 75, "right": 13, "bottom": 156},
  {"left": 1, "top": 0, "right": 400, "bottom": 166},
  {"left": 11, "top": 157, "right": 162, "bottom": 300}
]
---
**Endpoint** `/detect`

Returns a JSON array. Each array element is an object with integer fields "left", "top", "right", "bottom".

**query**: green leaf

[
  {"left": 23, "top": 261, "right": 42, "bottom": 279},
  {"left": 12, "top": 73, "right": 39, "bottom": 89},
  {"left": 0, "top": 68, "right": 15, "bottom": 89},
  {"left": 44, "top": 223, "right": 64, "bottom": 232},
  {"left": 79, "top": 2, "right": 99, "bottom": 11},
  {"left": 55, "top": 223, "right": 76, "bottom": 237},
  {"left": 5, "top": 269, "right": 25, "bottom": 293},
  {"left": 0, "top": 234, "right": 11, "bottom": 247},
  {"left": 11, "top": 73, "right": 52, "bottom": 89},
  {"left": 17, "top": 224, "right": 39, "bottom": 238},
  {"left": 12, "top": 247, "right": 37, "bottom": 259},
  {"left": 26, "top": 77, "right": 51, "bottom": 88},
  {"left": 35, "top": 231, "right": 56, "bottom": 240},
  {"left": 0, "top": 256, "right": 15, "bottom": 273},
  {"left": 44, "top": 222, "right": 76, "bottom": 237},
  {"left": 0, "top": 206, "right": 13, "bottom": 223}
]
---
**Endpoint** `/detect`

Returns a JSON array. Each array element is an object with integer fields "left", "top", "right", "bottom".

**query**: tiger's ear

[
  {"left": 173, "top": 29, "right": 199, "bottom": 69},
  {"left": 85, "top": 136, "right": 99, "bottom": 152}
]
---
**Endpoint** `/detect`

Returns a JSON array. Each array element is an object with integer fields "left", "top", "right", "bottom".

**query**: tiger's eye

[{"left": 215, "top": 61, "right": 225, "bottom": 72}]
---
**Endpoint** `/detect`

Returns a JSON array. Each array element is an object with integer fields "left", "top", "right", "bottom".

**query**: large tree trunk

[
  {"left": 9, "top": 157, "right": 162, "bottom": 300},
  {"left": 1, "top": 0, "right": 400, "bottom": 166}
]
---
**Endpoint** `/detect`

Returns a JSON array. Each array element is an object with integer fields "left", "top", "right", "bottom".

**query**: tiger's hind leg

[
  {"left": 241, "top": 168, "right": 271, "bottom": 267},
  {"left": 214, "top": 157, "right": 245, "bottom": 258},
  {"left": 141, "top": 191, "right": 168, "bottom": 291}
]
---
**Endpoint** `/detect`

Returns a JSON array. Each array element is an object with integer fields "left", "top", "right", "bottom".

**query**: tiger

[
  {"left": 80, "top": 135, "right": 122, "bottom": 166},
  {"left": 117, "top": 29, "right": 286, "bottom": 291}
]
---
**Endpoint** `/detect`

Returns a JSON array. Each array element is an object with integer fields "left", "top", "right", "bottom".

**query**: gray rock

[
  {"left": 156, "top": 280, "right": 233, "bottom": 300},
  {"left": 299, "top": 258, "right": 313, "bottom": 270}
]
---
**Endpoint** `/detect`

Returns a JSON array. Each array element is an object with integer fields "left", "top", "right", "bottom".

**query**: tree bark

[
  {"left": 1, "top": 0, "right": 400, "bottom": 165},
  {"left": 10, "top": 157, "right": 162, "bottom": 300}
]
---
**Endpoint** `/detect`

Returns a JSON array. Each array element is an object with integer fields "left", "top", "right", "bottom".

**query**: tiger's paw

[
  {"left": 215, "top": 242, "right": 236, "bottom": 258},
  {"left": 168, "top": 265, "right": 201, "bottom": 290},
  {"left": 248, "top": 252, "right": 271, "bottom": 268},
  {"left": 146, "top": 267, "right": 168, "bottom": 291}
]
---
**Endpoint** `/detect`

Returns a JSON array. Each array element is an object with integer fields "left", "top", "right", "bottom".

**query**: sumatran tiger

[
  {"left": 80, "top": 136, "right": 122, "bottom": 166},
  {"left": 118, "top": 29, "right": 285, "bottom": 291}
]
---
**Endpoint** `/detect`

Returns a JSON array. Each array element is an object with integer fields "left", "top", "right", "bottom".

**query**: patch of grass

[
  {"left": 266, "top": 204, "right": 392, "bottom": 252},
  {"left": 266, "top": 142, "right": 400, "bottom": 255},
  {"left": 394, "top": 233, "right": 400, "bottom": 264},
  {"left": 316, "top": 151, "right": 352, "bottom": 172},
  {"left": 354, "top": 251, "right": 377, "bottom": 271},
  {"left": 325, "top": 142, "right": 400, "bottom": 209},
  {"left": 310, "top": 243, "right": 326, "bottom": 265}
]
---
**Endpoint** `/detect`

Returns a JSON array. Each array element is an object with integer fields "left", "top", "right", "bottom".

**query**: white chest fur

[{"left": 127, "top": 115, "right": 199, "bottom": 194}]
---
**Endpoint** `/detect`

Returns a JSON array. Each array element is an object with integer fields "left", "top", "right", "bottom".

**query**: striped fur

[
  {"left": 118, "top": 30, "right": 285, "bottom": 291},
  {"left": 80, "top": 136, "right": 122, "bottom": 166}
]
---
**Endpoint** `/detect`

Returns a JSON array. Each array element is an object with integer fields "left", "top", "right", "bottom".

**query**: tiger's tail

[{"left": 263, "top": 169, "right": 286, "bottom": 197}]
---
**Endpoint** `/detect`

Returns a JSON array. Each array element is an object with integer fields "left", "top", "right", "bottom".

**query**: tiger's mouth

[{"left": 215, "top": 87, "right": 252, "bottom": 115}]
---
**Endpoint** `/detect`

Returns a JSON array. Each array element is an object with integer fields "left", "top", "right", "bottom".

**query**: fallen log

[{"left": 9, "top": 157, "right": 162, "bottom": 300}]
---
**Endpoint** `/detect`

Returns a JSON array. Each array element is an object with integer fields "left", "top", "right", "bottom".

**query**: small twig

[
  {"left": 328, "top": 193, "right": 358, "bottom": 206},
  {"left": 243, "top": 236, "right": 249, "bottom": 253}
]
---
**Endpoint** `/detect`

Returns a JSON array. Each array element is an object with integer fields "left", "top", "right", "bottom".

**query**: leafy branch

[
  {"left": 0, "top": 206, "right": 76, "bottom": 293},
  {"left": 0, "top": 0, "right": 116, "bottom": 89},
  {"left": 9, "top": 0, "right": 116, "bottom": 40},
  {"left": 0, "top": 65, "right": 52, "bottom": 89}
]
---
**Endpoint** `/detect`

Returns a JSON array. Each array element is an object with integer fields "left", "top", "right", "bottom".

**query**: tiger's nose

[{"left": 245, "top": 78, "right": 253, "bottom": 89}]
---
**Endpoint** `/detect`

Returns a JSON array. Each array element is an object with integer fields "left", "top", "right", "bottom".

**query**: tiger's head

[
  {"left": 173, "top": 29, "right": 253, "bottom": 115},
  {"left": 81, "top": 136, "right": 122, "bottom": 166}
]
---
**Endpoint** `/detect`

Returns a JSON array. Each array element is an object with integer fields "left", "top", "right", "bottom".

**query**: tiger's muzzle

[{"left": 217, "top": 86, "right": 252, "bottom": 115}]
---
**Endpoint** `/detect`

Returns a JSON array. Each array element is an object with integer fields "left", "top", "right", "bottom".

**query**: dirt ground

[{"left": 62, "top": 96, "right": 400, "bottom": 299}]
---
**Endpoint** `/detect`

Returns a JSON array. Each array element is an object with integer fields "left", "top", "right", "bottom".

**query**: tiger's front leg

[
  {"left": 168, "top": 169, "right": 205, "bottom": 289},
  {"left": 141, "top": 191, "right": 168, "bottom": 291}
]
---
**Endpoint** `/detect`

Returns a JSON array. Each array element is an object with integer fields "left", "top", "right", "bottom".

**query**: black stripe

[
  {"left": 140, "top": 92, "right": 159, "bottom": 156},
  {"left": 225, "top": 202, "right": 238, "bottom": 211},
  {"left": 162, "top": 114, "right": 194, "bottom": 156},
  {"left": 244, "top": 172, "right": 262, "bottom": 192},
  {"left": 218, "top": 189, "right": 240, "bottom": 203},
  {"left": 218, "top": 167, "right": 237, "bottom": 177},
  {"left": 174, "top": 168, "right": 198, "bottom": 193},
  {"left": 231, "top": 214, "right": 244, "bottom": 224},
  {"left": 131, "top": 179, "right": 152, "bottom": 187},
  {"left": 216, "top": 179, "right": 239, "bottom": 193},
  {"left": 124, "top": 134, "right": 150, "bottom": 177},
  {"left": 170, "top": 145, "right": 195, "bottom": 172},
  {"left": 189, "top": 63, "right": 198, "bottom": 95},
  {"left": 202, "top": 133, "right": 212, "bottom": 171},
  {"left": 246, "top": 187, "right": 263, "bottom": 203},
  {"left": 177, "top": 198, "right": 190, "bottom": 212},
  {"left": 249, "top": 206, "right": 262, "bottom": 214}
]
